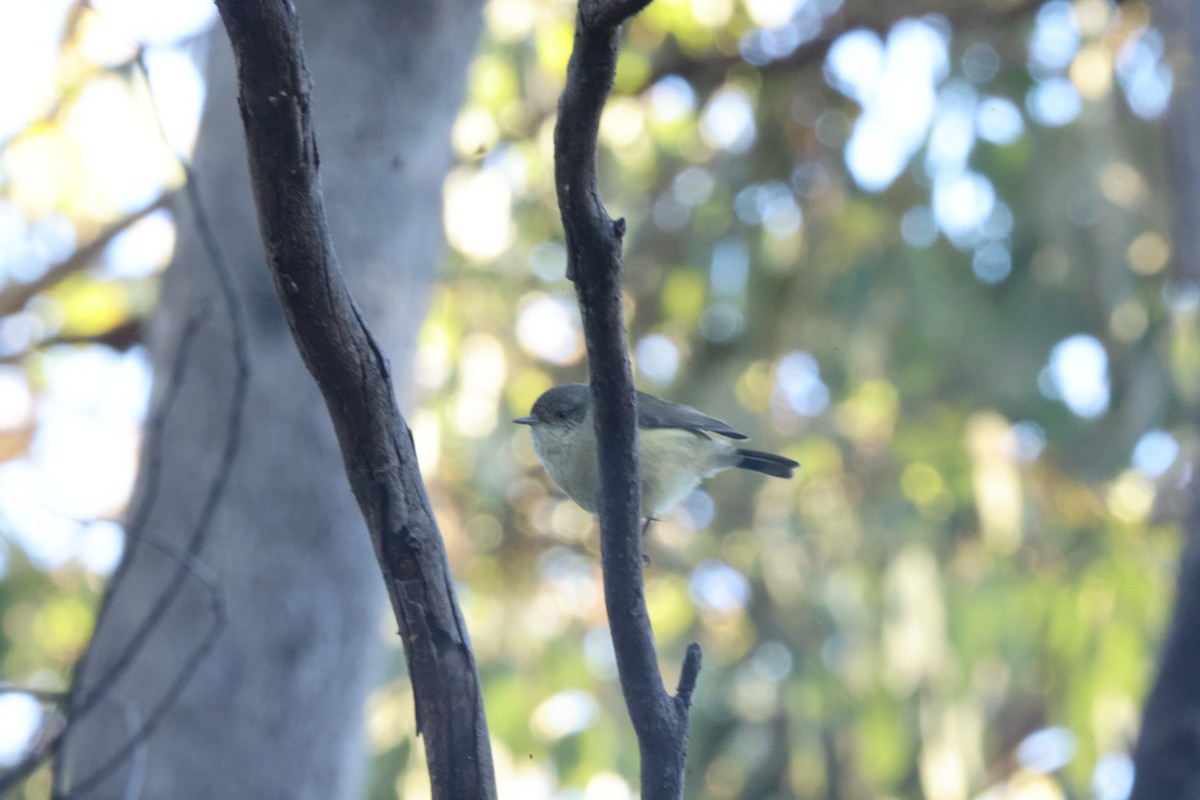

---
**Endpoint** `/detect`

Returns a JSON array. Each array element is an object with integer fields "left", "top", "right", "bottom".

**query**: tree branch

[
  {"left": 2, "top": 303, "right": 233, "bottom": 797},
  {"left": 0, "top": 194, "right": 170, "bottom": 319},
  {"left": 640, "top": 0, "right": 1041, "bottom": 101},
  {"left": 60, "top": 528, "right": 226, "bottom": 799},
  {"left": 554, "top": 2, "right": 701, "bottom": 798},
  {"left": 211, "top": 3, "right": 496, "bottom": 798},
  {"left": 52, "top": 72, "right": 252, "bottom": 795}
]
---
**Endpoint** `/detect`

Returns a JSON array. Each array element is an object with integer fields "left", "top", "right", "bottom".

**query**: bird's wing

[{"left": 636, "top": 391, "right": 749, "bottom": 440}]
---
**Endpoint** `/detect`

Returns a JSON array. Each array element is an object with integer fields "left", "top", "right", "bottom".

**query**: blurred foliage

[{"left": 0, "top": 0, "right": 1193, "bottom": 799}]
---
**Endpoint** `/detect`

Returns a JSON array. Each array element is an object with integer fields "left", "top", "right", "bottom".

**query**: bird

[{"left": 514, "top": 383, "right": 797, "bottom": 519}]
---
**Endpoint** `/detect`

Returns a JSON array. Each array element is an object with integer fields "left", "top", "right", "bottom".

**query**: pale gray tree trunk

[
  {"left": 1131, "top": 1, "right": 1200, "bottom": 796},
  {"left": 58, "top": 1, "right": 481, "bottom": 797}
]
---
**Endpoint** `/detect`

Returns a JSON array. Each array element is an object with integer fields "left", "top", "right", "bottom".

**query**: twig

[
  {"left": 0, "top": 194, "right": 171, "bottom": 319},
  {"left": 60, "top": 532, "right": 226, "bottom": 799},
  {"left": 0, "top": 8, "right": 211, "bottom": 153},
  {"left": 643, "top": 0, "right": 1043, "bottom": 89},
  {"left": 112, "top": 693, "right": 146, "bottom": 800},
  {"left": 51, "top": 71, "right": 251, "bottom": 796},
  {"left": 49, "top": 46, "right": 252, "bottom": 797},
  {"left": 554, "top": 1, "right": 701, "bottom": 798},
  {"left": 0, "top": 309, "right": 212, "bottom": 795},
  {"left": 211, "top": 2, "right": 496, "bottom": 798}
]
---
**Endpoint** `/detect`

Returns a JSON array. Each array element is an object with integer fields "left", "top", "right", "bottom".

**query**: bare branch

[
  {"left": 56, "top": 252, "right": 241, "bottom": 787},
  {"left": 0, "top": 194, "right": 170, "bottom": 319},
  {"left": 0, "top": 303, "right": 236, "bottom": 796},
  {"left": 39, "top": 65, "right": 249, "bottom": 795},
  {"left": 554, "top": 2, "right": 700, "bottom": 798},
  {"left": 211, "top": 2, "right": 496, "bottom": 798},
  {"left": 645, "top": 0, "right": 1041, "bottom": 95},
  {"left": 60, "top": 529, "right": 226, "bottom": 799},
  {"left": 674, "top": 643, "right": 703, "bottom": 705}
]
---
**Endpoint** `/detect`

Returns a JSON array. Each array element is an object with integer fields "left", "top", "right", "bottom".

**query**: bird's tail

[{"left": 735, "top": 448, "right": 798, "bottom": 479}]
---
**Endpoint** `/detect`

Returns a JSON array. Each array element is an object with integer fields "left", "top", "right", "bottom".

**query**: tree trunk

[
  {"left": 1130, "top": 1, "right": 1200, "bottom": 796},
  {"left": 58, "top": 1, "right": 481, "bottom": 797}
]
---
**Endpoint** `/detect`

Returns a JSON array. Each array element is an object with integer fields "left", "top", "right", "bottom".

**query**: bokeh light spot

[
  {"left": 1126, "top": 231, "right": 1169, "bottom": 275},
  {"left": 975, "top": 96, "right": 1024, "bottom": 144},
  {"left": 690, "top": 560, "right": 750, "bottom": 613},
  {"left": 1043, "top": 334, "right": 1109, "bottom": 418},
  {"left": 443, "top": 166, "right": 513, "bottom": 261},
  {"left": 1027, "top": 78, "right": 1082, "bottom": 127},
  {"left": 773, "top": 351, "right": 829, "bottom": 417},
  {"left": 972, "top": 241, "right": 1012, "bottom": 284},
  {"left": 635, "top": 334, "right": 681, "bottom": 385},
  {"left": 1018, "top": 727, "right": 1077, "bottom": 773},
  {"left": 700, "top": 86, "right": 757, "bottom": 153},
  {"left": 1028, "top": 1, "right": 1080, "bottom": 71},
  {"left": 1092, "top": 753, "right": 1135, "bottom": 800},
  {"left": 531, "top": 690, "right": 597, "bottom": 740},
  {"left": 647, "top": 75, "right": 696, "bottom": 123},
  {"left": 0, "top": 693, "right": 41, "bottom": 767},
  {"left": 516, "top": 295, "right": 582, "bottom": 366},
  {"left": 1132, "top": 429, "right": 1178, "bottom": 479}
]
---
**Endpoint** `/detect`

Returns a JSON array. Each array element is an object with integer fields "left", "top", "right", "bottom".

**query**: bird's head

[{"left": 513, "top": 383, "right": 591, "bottom": 430}]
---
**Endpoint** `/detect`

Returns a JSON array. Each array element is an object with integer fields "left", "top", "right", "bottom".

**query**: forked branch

[{"left": 553, "top": 2, "right": 702, "bottom": 798}]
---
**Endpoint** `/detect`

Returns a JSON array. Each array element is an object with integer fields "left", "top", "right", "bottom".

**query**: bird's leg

[{"left": 641, "top": 517, "right": 656, "bottom": 565}]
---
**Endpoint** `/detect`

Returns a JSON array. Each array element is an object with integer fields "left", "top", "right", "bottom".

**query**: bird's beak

[{"left": 513, "top": 417, "right": 537, "bottom": 425}]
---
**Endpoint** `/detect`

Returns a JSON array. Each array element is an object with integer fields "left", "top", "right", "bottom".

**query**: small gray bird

[{"left": 514, "top": 383, "right": 798, "bottom": 518}]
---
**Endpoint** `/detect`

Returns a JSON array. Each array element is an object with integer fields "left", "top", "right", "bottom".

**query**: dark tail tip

[{"left": 735, "top": 448, "right": 799, "bottom": 479}]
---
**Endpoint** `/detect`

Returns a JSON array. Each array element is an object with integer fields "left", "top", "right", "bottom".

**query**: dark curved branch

[
  {"left": 554, "top": 2, "right": 701, "bottom": 798},
  {"left": 211, "top": 3, "right": 496, "bottom": 799}
]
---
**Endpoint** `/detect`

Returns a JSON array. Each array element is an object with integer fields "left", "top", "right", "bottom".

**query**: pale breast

[
  {"left": 533, "top": 418, "right": 737, "bottom": 518},
  {"left": 640, "top": 428, "right": 730, "bottom": 517},
  {"left": 532, "top": 421, "right": 601, "bottom": 512}
]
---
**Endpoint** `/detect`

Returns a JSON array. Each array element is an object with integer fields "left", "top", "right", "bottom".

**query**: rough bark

[
  {"left": 554, "top": 2, "right": 701, "bottom": 798},
  {"left": 55, "top": 1, "right": 482, "bottom": 797},
  {"left": 214, "top": 1, "right": 496, "bottom": 796}
]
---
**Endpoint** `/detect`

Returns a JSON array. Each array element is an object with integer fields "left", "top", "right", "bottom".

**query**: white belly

[{"left": 531, "top": 417, "right": 735, "bottom": 517}]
